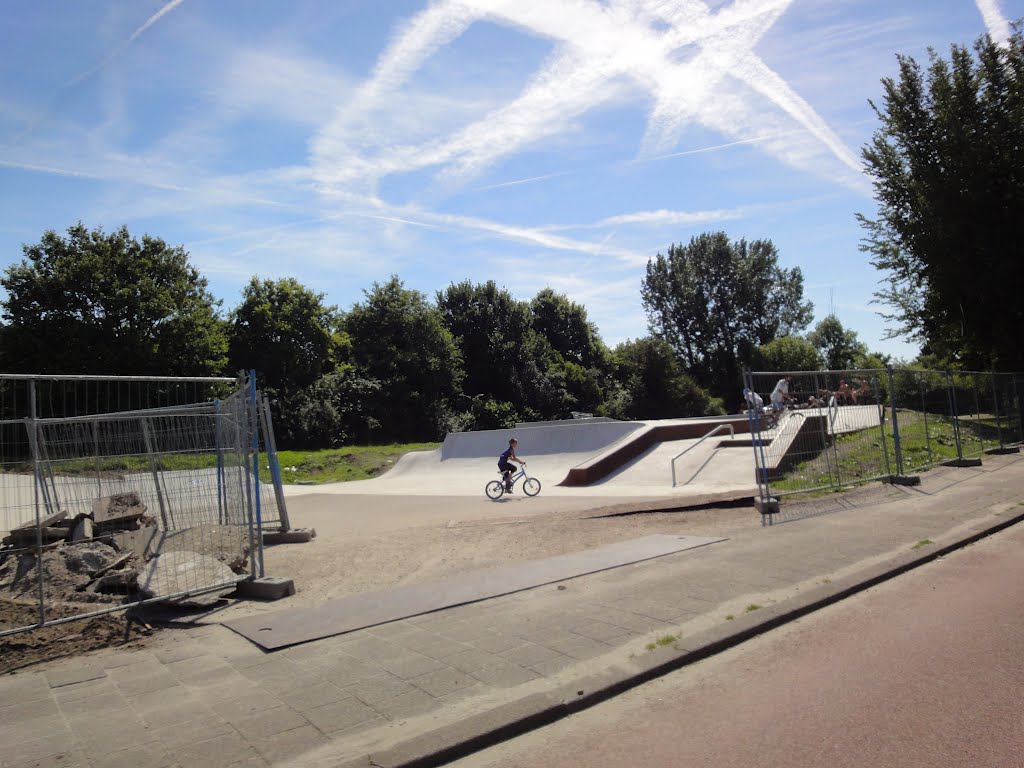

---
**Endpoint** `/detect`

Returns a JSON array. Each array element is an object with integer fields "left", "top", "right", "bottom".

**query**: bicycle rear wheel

[
  {"left": 523, "top": 477, "right": 541, "bottom": 496},
  {"left": 485, "top": 480, "right": 505, "bottom": 499}
]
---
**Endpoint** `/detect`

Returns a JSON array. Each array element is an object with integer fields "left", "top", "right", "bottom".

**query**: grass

[
  {"left": 912, "top": 539, "right": 934, "bottom": 550},
  {"left": 645, "top": 633, "right": 679, "bottom": 651},
  {"left": 3, "top": 442, "right": 442, "bottom": 486},
  {"left": 745, "top": 603, "right": 762, "bottom": 612},
  {"left": 771, "top": 410, "right": 1011, "bottom": 493},
  {"left": 271, "top": 443, "right": 440, "bottom": 484}
]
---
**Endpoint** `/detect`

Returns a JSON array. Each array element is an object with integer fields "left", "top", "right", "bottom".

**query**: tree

[
  {"left": 859, "top": 25, "right": 1024, "bottom": 369},
  {"left": 1, "top": 224, "right": 227, "bottom": 375},
  {"left": 228, "top": 277, "right": 348, "bottom": 448},
  {"left": 345, "top": 276, "right": 463, "bottom": 442},
  {"left": 436, "top": 280, "right": 557, "bottom": 421},
  {"left": 228, "top": 277, "right": 344, "bottom": 394},
  {"left": 604, "top": 337, "right": 723, "bottom": 420},
  {"left": 753, "top": 336, "right": 823, "bottom": 373},
  {"left": 641, "top": 232, "right": 813, "bottom": 398},
  {"left": 807, "top": 314, "right": 867, "bottom": 371},
  {"left": 529, "top": 288, "right": 610, "bottom": 370}
]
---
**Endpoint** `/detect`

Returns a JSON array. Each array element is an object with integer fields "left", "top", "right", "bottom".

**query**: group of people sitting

[{"left": 743, "top": 375, "right": 874, "bottom": 428}]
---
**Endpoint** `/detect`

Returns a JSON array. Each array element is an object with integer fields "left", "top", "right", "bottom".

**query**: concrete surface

[{"left": 1, "top": 453, "right": 1022, "bottom": 768}]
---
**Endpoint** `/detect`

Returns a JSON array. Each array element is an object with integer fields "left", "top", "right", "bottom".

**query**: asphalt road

[{"left": 451, "top": 521, "right": 1024, "bottom": 768}]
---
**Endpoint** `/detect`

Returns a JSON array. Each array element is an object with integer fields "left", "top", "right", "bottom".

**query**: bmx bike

[{"left": 485, "top": 463, "right": 541, "bottom": 499}]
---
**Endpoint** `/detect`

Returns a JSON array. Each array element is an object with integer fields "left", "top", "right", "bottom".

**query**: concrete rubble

[{"left": 1, "top": 492, "right": 250, "bottom": 606}]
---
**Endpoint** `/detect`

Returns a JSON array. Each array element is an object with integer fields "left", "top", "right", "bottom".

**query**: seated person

[
  {"left": 856, "top": 378, "right": 872, "bottom": 402},
  {"left": 836, "top": 379, "right": 854, "bottom": 405}
]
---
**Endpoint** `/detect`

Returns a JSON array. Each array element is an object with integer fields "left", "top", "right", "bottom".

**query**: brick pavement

[{"left": 1, "top": 454, "right": 1022, "bottom": 768}]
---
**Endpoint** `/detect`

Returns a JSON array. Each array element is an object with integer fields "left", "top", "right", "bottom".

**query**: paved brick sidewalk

[{"left": 2, "top": 455, "right": 1022, "bottom": 768}]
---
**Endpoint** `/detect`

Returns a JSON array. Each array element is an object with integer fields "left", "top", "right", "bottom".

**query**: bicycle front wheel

[
  {"left": 523, "top": 477, "right": 541, "bottom": 496},
  {"left": 485, "top": 480, "right": 505, "bottom": 499}
]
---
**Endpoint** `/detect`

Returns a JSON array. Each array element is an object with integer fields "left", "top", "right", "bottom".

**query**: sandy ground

[{"left": 243, "top": 494, "right": 760, "bottom": 613}]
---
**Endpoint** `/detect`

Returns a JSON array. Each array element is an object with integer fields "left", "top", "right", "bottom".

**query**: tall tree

[
  {"left": 604, "top": 337, "right": 723, "bottom": 420},
  {"left": 529, "top": 288, "right": 610, "bottom": 369},
  {"left": 346, "top": 276, "right": 463, "bottom": 442},
  {"left": 859, "top": 26, "right": 1024, "bottom": 369},
  {"left": 1, "top": 223, "right": 227, "bottom": 375},
  {"left": 436, "top": 280, "right": 553, "bottom": 419},
  {"left": 641, "top": 232, "right": 813, "bottom": 396},
  {"left": 228, "top": 277, "right": 343, "bottom": 394},
  {"left": 807, "top": 314, "right": 867, "bottom": 371}
]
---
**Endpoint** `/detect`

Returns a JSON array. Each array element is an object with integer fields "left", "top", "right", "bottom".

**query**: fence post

[
  {"left": 946, "top": 371, "right": 964, "bottom": 462},
  {"left": 744, "top": 368, "right": 777, "bottom": 524},
  {"left": 248, "top": 370, "right": 265, "bottom": 578},
  {"left": 1014, "top": 374, "right": 1023, "bottom": 443},
  {"left": 259, "top": 394, "right": 291, "bottom": 533},
  {"left": 991, "top": 374, "right": 1005, "bottom": 451},
  {"left": 28, "top": 380, "right": 45, "bottom": 627},
  {"left": 920, "top": 370, "right": 932, "bottom": 466},
  {"left": 886, "top": 365, "right": 904, "bottom": 477},
  {"left": 875, "top": 371, "right": 891, "bottom": 476},
  {"left": 214, "top": 399, "right": 225, "bottom": 526},
  {"left": 140, "top": 418, "right": 171, "bottom": 530}
]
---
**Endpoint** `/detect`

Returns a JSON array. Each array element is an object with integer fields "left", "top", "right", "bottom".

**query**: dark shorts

[{"left": 498, "top": 460, "right": 515, "bottom": 474}]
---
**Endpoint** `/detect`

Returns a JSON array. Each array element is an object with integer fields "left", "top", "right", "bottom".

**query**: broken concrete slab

[
  {"left": 62, "top": 542, "right": 121, "bottom": 577},
  {"left": 14, "top": 510, "right": 67, "bottom": 530},
  {"left": 86, "top": 569, "right": 138, "bottom": 594},
  {"left": 4, "top": 526, "right": 69, "bottom": 546},
  {"left": 107, "top": 525, "right": 158, "bottom": 561},
  {"left": 151, "top": 524, "right": 250, "bottom": 574},
  {"left": 138, "top": 550, "right": 239, "bottom": 606},
  {"left": 92, "top": 492, "right": 146, "bottom": 526},
  {"left": 71, "top": 516, "right": 94, "bottom": 542}
]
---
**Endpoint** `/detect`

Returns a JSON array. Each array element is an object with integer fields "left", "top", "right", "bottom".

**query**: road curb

[{"left": 354, "top": 507, "right": 1024, "bottom": 768}]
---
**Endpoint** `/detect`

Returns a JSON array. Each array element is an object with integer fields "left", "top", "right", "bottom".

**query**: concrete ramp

[{"left": 441, "top": 421, "right": 642, "bottom": 459}]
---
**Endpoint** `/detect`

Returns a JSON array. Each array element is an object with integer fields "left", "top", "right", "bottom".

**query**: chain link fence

[
  {"left": 0, "top": 373, "right": 289, "bottom": 637},
  {"left": 743, "top": 367, "right": 1023, "bottom": 515}
]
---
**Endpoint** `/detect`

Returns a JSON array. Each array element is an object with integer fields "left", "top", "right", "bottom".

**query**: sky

[{"left": 0, "top": 0, "right": 1019, "bottom": 364}]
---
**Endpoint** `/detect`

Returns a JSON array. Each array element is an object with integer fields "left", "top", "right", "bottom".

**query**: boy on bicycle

[{"left": 498, "top": 437, "right": 525, "bottom": 493}]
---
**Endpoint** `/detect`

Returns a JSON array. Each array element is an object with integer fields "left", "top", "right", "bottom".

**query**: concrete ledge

[
  {"left": 353, "top": 505, "right": 1024, "bottom": 768},
  {"left": 940, "top": 458, "right": 984, "bottom": 467},
  {"left": 234, "top": 576, "right": 296, "bottom": 600},
  {"left": 559, "top": 417, "right": 752, "bottom": 487},
  {"left": 262, "top": 528, "right": 316, "bottom": 545}
]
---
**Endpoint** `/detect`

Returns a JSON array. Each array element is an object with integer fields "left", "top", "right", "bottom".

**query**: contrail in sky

[
  {"left": 975, "top": 0, "right": 1011, "bottom": 46},
  {"left": 9, "top": 0, "right": 186, "bottom": 145},
  {"left": 66, "top": 0, "right": 188, "bottom": 87}
]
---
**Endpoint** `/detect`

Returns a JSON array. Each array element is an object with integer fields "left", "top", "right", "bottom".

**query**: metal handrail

[{"left": 671, "top": 423, "right": 735, "bottom": 487}]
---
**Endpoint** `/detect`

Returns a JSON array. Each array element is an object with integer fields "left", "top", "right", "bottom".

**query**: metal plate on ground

[{"left": 224, "top": 534, "right": 725, "bottom": 650}]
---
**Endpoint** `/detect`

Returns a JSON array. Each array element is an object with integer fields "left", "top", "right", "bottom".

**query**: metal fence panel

[
  {"left": 747, "top": 366, "right": 1024, "bottom": 505},
  {"left": 0, "top": 375, "right": 276, "bottom": 637},
  {"left": 745, "top": 369, "right": 889, "bottom": 497}
]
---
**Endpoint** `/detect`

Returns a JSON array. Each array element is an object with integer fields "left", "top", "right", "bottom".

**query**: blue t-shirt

[{"left": 499, "top": 446, "right": 513, "bottom": 463}]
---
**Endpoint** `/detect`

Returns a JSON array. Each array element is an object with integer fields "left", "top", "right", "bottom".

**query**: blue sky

[{"left": 1, "top": 0, "right": 1019, "bottom": 363}]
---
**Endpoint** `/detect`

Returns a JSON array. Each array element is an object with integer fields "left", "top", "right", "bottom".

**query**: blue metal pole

[{"left": 248, "top": 370, "right": 264, "bottom": 577}]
